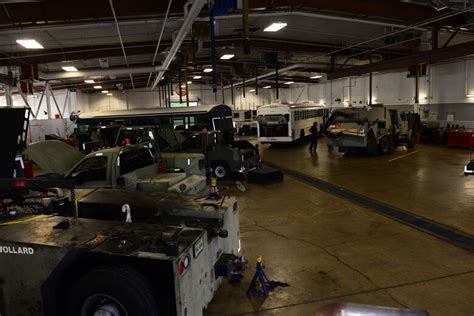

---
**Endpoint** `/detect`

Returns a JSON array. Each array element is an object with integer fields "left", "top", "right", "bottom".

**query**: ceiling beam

[
  {"left": 248, "top": 0, "right": 456, "bottom": 24},
  {"left": 327, "top": 40, "right": 474, "bottom": 80},
  {"left": 0, "top": 0, "right": 188, "bottom": 24}
]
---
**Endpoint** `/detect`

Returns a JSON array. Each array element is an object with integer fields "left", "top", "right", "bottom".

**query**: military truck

[
  {"left": 324, "top": 105, "right": 420, "bottom": 155},
  {"left": 0, "top": 107, "right": 243, "bottom": 316},
  {"left": 114, "top": 126, "right": 261, "bottom": 180},
  {"left": 178, "top": 131, "right": 260, "bottom": 179},
  {"left": 27, "top": 141, "right": 207, "bottom": 195}
]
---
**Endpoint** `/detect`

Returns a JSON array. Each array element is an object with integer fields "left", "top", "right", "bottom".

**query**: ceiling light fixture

[
  {"left": 93, "top": 85, "right": 102, "bottom": 89},
  {"left": 264, "top": 22, "right": 287, "bottom": 32},
  {"left": 62, "top": 66, "right": 78, "bottom": 72},
  {"left": 187, "top": 81, "right": 192, "bottom": 84},
  {"left": 263, "top": 85, "right": 272, "bottom": 89},
  {"left": 107, "top": 93, "right": 113, "bottom": 96},
  {"left": 284, "top": 81, "right": 294, "bottom": 85},
  {"left": 101, "top": 90, "right": 109, "bottom": 94},
  {"left": 249, "top": 89, "right": 256, "bottom": 92},
  {"left": 84, "top": 79, "right": 95, "bottom": 84},
  {"left": 203, "top": 68, "right": 213, "bottom": 73},
  {"left": 220, "top": 54, "right": 235, "bottom": 60},
  {"left": 180, "top": 85, "right": 186, "bottom": 88},
  {"left": 16, "top": 39, "right": 43, "bottom": 49},
  {"left": 193, "top": 75, "right": 202, "bottom": 79},
  {"left": 310, "top": 75, "right": 322, "bottom": 79}
]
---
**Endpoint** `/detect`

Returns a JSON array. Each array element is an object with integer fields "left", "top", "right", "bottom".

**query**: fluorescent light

[
  {"left": 62, "top": 66, "right": 78, "bottom": 72},
  {"left": 187, "top": 81, "right": 192, "bottom": 84},
  {"left": 284, "top": 81, "right": 294, "bottom": 85},
  {"left": 181, "top": 85, "right": 186, "bottom": 88},
  {"left": 193, "top": 75, "right": 202, "bottom": 79},
  {"left": 101, "top": 90, "right": 109, "bottom": 94},
  {"left": 263, "top": 85, "right": 272, "bottom": 89},
  {"left": 310, "top": 75, "right": 322, "bottom": 79},
  {"left": 467, "top": 94, "right": 474, "bottom": 98},
  {"left": 220, "top": 54, "right": 235, "bottom": 60},
  {"left": 84, "top": 79, "right": 95, "bottom": 84},
  {"left": 264, "top": 22, "right": 287, "bottom": 32},
  {"left": 93, "top": 85, "right": 102, "bottom": 89},
  {"left": 16, "top": 39, "right": 43, "bottom": 49},
  {"left": 249, "top": 89, "right": 256, "bottom": 92},
  {"left": 107, "top": 93, "right": 113, "bottom": 96},
  {"left": 203, "top": 68, "right": 213, "bottom": 73}
]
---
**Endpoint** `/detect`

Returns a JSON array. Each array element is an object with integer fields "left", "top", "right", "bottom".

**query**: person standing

[{"left": 309, "top": 122, "right": 319, "bottom": 152}]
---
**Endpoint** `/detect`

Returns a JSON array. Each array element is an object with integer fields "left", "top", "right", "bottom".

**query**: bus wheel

[
  {"left": 300, "top": 129, "right": 305, "bottom": 140},
  {"left": 67, "top": 265, "right": 159, "bottom": 316},
  {"left": 212, "top": 162, "right": 230, "bottom": 179}
]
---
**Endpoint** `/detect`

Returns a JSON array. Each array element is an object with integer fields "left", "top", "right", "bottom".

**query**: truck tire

[
  {"left": 212, "top": 161, "right": 230, "bottom": 179},
  {"left": 378, "top": 136, "right": 391, "bottom": 155},
  {"left": 367, "top": 134, "right": 379, "bottom": 156},
  {"left": 66, "top": 265, "right": 159, "bottom": 316}
]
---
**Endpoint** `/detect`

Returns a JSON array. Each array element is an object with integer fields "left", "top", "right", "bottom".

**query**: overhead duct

[
  {"left": 39, "top": 65, "right": 165, "bottom": 80},
  {"left": 222, "top": 63, "right": 328, "bottom": 89},
  {"left": 151, "top": 0, "right": 207, "bottom": 89}
]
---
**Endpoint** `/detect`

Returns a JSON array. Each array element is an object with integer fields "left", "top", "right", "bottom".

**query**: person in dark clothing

[{"left": 309, "top": 122, "right": 318, "bottom": 152}]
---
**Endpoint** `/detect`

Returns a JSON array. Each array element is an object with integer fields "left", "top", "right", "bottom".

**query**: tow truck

[{"left": 0, "top": 107, "right": 243, "bottom": 316}]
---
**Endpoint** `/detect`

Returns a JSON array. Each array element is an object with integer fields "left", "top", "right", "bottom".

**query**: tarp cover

[{"left": 26, "top": 140, "right": 84, "bottom": 174}]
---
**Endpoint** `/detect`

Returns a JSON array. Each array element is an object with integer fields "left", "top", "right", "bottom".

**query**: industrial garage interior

[{"left": 0, "top": 1, "right": 474, "bottom": 316}]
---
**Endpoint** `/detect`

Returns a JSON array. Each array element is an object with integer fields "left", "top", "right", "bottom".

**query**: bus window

[{"left": 173, "top": 117, "right": 185, "bottom": 130}]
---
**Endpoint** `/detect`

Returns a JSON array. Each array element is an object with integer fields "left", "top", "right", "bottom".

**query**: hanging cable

[
  {"left": 109, "top": 0, "right": 135, "bottom": 89},
  {"left": 147, "top": 0, "right": 173, "bottom": 88}
]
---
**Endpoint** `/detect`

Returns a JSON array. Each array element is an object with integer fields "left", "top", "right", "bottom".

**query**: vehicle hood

[{"left": 25, "top": 140, "right": 85, "bottom": 174}]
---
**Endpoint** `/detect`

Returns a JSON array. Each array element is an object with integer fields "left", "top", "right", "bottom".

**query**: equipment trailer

[{"left": 0, "top": 107, "right": 242, "bottom": 316}]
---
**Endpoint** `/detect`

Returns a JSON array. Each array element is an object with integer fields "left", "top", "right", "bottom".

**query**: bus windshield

[{"left": 257, "top": 115, "right": 289, "bottom": 137}]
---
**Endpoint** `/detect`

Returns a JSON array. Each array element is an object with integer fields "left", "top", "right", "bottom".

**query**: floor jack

[
  {"left": 208, "top": 176, "right": 222, "bottom": 199},
  {"left": 246, "top": 256, "right": 271, "bottom": 297}
]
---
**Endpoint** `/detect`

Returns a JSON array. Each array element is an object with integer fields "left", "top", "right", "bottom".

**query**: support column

[
  {"left": 45, "top": 83, "right": 52, "bottom": 119},
  {"left": 432, "top": 24, "right": 439, "bottom": 50},
  {"left": 5, "top": 85, "right": 13, "bottom": 107}
]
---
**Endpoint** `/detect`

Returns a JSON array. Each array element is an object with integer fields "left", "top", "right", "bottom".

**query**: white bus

[{"left": 256, "top": 102, "right": 326, "bottom": 143}]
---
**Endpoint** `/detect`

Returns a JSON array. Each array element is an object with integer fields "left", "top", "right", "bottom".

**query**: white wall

[
  {"left": 82, "top": 84, "right": 273, "bottom": 112},
  {"left": 74, "top": 57, "right": 474, "bottom": 127},
  {"left": 283, "top": 58, "right": 474, "bottom": 127}
]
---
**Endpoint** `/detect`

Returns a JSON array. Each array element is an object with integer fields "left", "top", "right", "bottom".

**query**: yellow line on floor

[{"left": 388, "top": 150, "right": 418, "bottom": 162}]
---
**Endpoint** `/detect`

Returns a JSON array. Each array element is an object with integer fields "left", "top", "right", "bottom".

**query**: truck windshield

[
  {"left": 70, "top": 156, "right": 108, "bottom": 182},
  {"left": 257, "top": 115, "right": 289, "bottom": 137},
  {"left": 119, "top": 148, "right": 154, "bottom": 174}
]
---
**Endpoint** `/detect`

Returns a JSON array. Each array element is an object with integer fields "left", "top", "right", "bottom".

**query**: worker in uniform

[{"left": 309, "top": 122, "right": 319, "bottom": 153}]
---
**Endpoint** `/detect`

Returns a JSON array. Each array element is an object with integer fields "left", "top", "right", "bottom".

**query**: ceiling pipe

[
  {"left": 222, "top": 63, "right": 327, "bottom": 89},
  {"left": 109, "top": 0, "right": 134, "bottom": 89},
  {"left": 39, "top": 65, "right": 164, "bottom": 80},
  {"left": 151, "top": 0, "right": 207, "bottom": 89},
  {"left": 327, "top": 6, "right": 474, "bottom": 56}
]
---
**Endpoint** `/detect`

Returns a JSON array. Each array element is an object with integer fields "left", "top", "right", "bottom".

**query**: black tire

[
  {"left": 378, "top": 136, "right": 391, "bottom": 155},
  {"left": 67, "top": 265, "right": 159, "bottom": 316},
  {"left": 300, "top": 129, "right": 305, "bottom": 140},
  {"left": 212, "top": 161, "right": 230, "bottom": 179},
  {"left": 367, "top": 134, "right": 379, "bottom": 156}
]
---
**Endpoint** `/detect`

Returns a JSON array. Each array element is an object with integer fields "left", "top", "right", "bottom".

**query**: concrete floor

[{"left": 205, "top": 139, "right": 474, "bottom": 315}]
